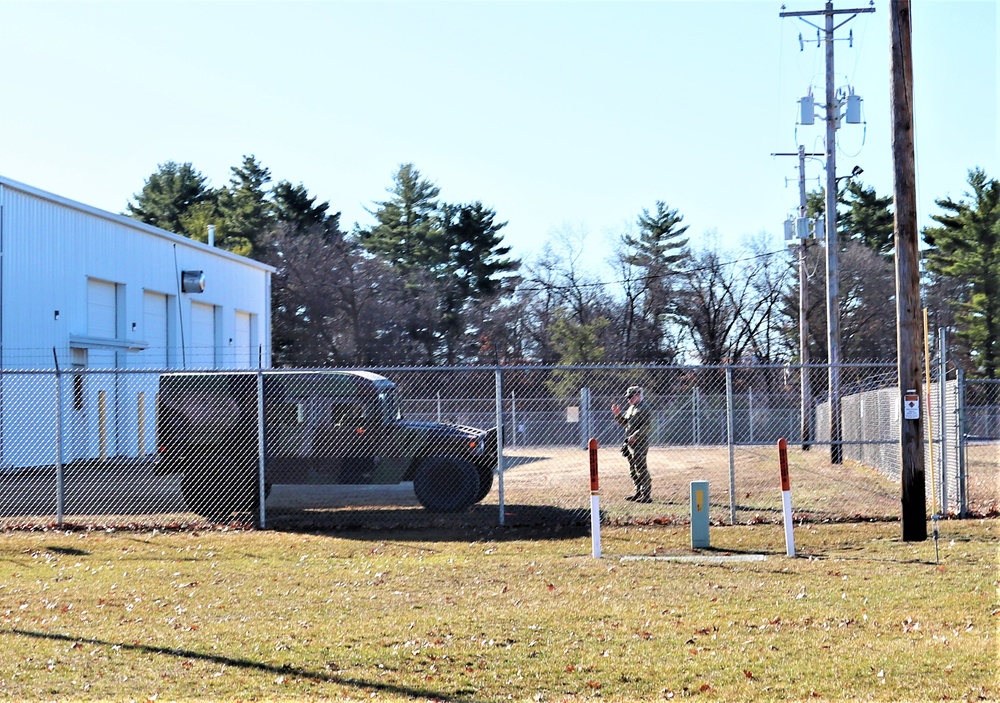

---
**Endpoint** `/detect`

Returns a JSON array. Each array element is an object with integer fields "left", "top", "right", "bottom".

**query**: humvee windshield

[
  {"left": 330, "top": 401, "right": 366, "bottom": 427},
  {"left": 377, "top": 385, "right": 401, "bottom": 423}
]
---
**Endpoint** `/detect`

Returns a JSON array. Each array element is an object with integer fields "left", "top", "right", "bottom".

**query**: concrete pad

[{"left": 620, "top": 553, "right": 767, "bottom": 563}]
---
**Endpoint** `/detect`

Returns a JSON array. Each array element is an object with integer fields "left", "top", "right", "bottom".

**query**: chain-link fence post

[
  {"left": 255, "top": 369, "right": 266, "bottom": 529},
  {"left": 495, "top": 367, "right": 506, "bottom": 526},
  {"left": 510, "top": 391, "right": 517, "bottom": 448},
  {"left": 957, "top": 368, "right": 968, "bottom": 517},
  {"left": 801, "top": 362, "right": 813, "bottom": 451},
  {"left": 726, "top": 366, "right": 736, "bottom": 525},
  {"left": 54, "top": 359, "right": 65, "bottom": 526},
  {"left": 580, "top": 387, "right": 591, "bottom": 450},
  {"left": 937, "top": 330, "right": 950, "bottom": 513},
  {"left": 693, "top": 386, "right": 701, "bottom": 445}
]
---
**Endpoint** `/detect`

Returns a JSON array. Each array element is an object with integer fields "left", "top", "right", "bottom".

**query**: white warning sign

[{"left": 903, "top": 390, "right": 920, "bottom": 420}]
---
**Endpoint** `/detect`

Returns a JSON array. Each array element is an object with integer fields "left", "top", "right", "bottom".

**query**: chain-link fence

[
  {"left": 0, "top": 364, "right": 995, "bottom": 531},
  {"left": 962, "top": 378, "right": 1000, "bottom": 517}
]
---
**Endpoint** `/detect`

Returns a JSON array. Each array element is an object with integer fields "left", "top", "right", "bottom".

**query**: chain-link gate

[
  {"left": 0, "top": 364, "right": 995, "bottom": 530},
  {"left": 960, "top": 377, "right": 1000, "bottom": 517}
]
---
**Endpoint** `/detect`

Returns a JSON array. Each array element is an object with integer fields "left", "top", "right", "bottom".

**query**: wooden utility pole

[
  {"left": 796, "top": 146, "right": 814, "bottom": 452},
  {"left": 780, "top": 1, "right": 874, "bottom": 464},
  {"left": 772, "top": 146, "right": 825, "bottom": 450},
  {"left": 891, "top": 0, "right": 926, "bottom": 541}
]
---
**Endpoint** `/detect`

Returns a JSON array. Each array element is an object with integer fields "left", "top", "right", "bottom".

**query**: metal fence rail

[{"left": 0, "top": 363, "right": 994, "bottom": 530}]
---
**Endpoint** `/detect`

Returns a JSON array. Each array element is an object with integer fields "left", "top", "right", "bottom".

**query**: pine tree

[
  {"left": 617, "top": 201, "right": 689, "bottom": 362},
  {"left": 219, "top": 154, "right": 274, "bottom": 257},
  {"left": 360, "top": 163, "right": 443, "bottom": 274},
  {"left": 839, "top": 180, "right": 894, "bottom": 257},
  {"left": 434, "top": 201, "right": 520, "bottom": 363},
  {"left": 440, "top": 201, "right": 519, "bottom": 299},
  {"left": 126, "top": 161, "right": 214, "bottom": 236},
  {"left": 272, "top": 180, "right": 338, "bottom": 237},
  {"left": 796, "top": 185, "right": 897, "bottom": 361},
  {"left": 544, "top": 311, "right": 611, "bottom": 398},
  {"left": 360, "top": 165, "right": 520, "bottom": 363},
  {"left": 923, "top": 168, "right": 1000, "bottom": 378}
]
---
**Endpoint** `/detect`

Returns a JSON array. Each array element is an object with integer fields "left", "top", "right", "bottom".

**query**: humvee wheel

[
  {"left": 413, "top": 456, "right": 480, "bottom": 512},
  {"left": 474, "top": 466, "right": 495, "bottom": 503}
]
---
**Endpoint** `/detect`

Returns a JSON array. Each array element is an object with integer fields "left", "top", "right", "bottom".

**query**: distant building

[{"left": 0, "top": 175, "right": 274, "bottom": 468}]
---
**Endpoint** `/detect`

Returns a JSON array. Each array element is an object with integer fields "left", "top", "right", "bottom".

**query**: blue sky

[{"left": 0, "top": 1, "right": 995, "bottom": 274}]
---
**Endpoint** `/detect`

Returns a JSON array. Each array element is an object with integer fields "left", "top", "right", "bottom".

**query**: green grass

[{"left": 0, "top": 519, "right": 996, "bottom": 701}]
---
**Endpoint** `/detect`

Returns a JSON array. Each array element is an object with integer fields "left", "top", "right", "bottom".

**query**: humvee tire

[
  {"left": 474, "top": 466, "right": 495, "bottom": 503},
  {"left": 413, "top": 456, "right": 480, "bottom": 512}
]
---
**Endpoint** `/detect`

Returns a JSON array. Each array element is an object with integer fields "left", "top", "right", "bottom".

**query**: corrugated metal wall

[{"left": 0, "top": 177, "right": 273, "bottom": 469}]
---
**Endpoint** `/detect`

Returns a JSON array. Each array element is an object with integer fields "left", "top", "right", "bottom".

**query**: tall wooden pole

[
  {"left": 823, "top": 1, "right": 844, "bottom": 465},
  {"left": 780, "top": 1, "right": 874, "bottom": 462},
  {"left": 891, "top": 0, "right": 926, "bottom": 541},
  {"left": 797, "top": 146, "right": 813, "bottom": 452},
  {"left": 772, "top": 146, "right": 824, "bottom": 450}
]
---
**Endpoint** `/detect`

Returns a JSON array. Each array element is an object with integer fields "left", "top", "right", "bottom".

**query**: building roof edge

[{"left": 0, "top": 174, "right": 276, "bottom": 274}]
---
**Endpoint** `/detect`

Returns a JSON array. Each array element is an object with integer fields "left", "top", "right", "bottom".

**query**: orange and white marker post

[
  {"left": 589, "top": 438, "right": 601, "bottom": 558},
  {"left": 778, "top": 438, "right": 796, "bottom": 556}
]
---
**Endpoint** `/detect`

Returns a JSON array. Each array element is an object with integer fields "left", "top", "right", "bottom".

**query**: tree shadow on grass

[{"left": 6, "top": 628, "right": 486, "bottom": 702}]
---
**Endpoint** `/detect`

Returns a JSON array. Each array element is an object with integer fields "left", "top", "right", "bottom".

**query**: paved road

[{"left": 0, "top": 457, "right": 421, "bottom": 522}]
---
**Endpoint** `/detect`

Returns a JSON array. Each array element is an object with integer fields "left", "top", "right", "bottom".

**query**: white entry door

[
  {"left": 234, "top": 311, "right": 252, "bottom": 369},
  {"left": 190, "top": 301, "right": 217, "bottom": 369},
  {"left": 86, "top": 279, "right": 119, "bottom": 457},
  {"left": 143, "top": 291, "right": 169, "bottom": 369}
]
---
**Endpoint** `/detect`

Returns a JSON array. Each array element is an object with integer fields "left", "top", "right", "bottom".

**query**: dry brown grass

[{"left": 0, "top": 519, "right": 994, "bottom": 701}]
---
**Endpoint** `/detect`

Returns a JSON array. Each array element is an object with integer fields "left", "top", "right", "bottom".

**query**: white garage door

[
  {"left": 87, "top": 279, "right": 117, "bottom": 341},
  {"left": 190, "top": 301, "right": 217, "bottom": 369},
  {"left": 143, "top": 291, "right": 169, "bottom": 368}
]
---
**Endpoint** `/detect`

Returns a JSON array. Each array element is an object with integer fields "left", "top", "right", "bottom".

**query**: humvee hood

[{"left": 396, "top": 419, "right": 489, "bottom": 440}]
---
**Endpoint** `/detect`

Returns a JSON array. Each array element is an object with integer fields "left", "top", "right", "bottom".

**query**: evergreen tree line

[{"left": 126, "top": 158, "right": 1000, "bottom": 378}]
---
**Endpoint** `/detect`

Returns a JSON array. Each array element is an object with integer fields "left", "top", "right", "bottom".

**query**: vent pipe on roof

[{"left": 208, "top": 224, "right": 215, "bottom": 247}]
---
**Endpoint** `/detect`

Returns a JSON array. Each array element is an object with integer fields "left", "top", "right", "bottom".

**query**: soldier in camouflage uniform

[{"left": 611, "top": 385, "right": 652, "bottom": 503}]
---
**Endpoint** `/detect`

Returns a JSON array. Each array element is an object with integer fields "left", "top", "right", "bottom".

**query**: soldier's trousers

[{"left": 627, "top": 443, "right": 651, "bottom": 498}]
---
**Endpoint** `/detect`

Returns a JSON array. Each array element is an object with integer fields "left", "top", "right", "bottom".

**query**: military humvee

[{"left": 156, "top": 370, "right": 497, "bottom": 519}]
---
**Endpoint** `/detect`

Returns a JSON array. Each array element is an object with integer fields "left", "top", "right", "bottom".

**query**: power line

[{"left": 514, "top": 248, "right": 793, "bottom": 295}]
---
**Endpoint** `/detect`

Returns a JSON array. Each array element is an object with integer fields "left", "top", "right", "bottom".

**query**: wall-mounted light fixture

[{"left": 181, "top": 270, "right": 206, "bottom": 294}]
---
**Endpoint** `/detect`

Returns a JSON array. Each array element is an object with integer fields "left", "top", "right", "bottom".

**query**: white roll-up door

[{"left": 87, "top": 279, "right": 117, "bottom": 345}]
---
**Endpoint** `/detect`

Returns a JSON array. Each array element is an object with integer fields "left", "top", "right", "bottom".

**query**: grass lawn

[{"left": 0, "top": 518, "right": 995, "bottom": 701}]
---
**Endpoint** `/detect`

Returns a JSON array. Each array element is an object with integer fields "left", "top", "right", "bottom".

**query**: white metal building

[{"left": 0, "top": 175, "right": 274, "bottom": 468}]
